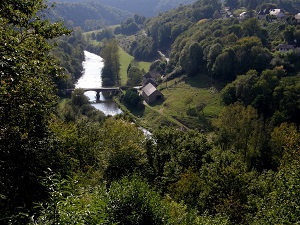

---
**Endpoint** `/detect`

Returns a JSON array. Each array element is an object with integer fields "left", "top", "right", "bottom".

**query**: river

[{"left": 75, "top": 51, "right": 122, "bottom": 116}]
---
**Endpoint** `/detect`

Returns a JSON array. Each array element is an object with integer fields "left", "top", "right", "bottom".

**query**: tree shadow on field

[{"left": 185, "top": 74, "right": 225, "bottom": 91}]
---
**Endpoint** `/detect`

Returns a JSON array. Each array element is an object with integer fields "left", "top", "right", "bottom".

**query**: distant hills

[
  {"left": 47, "top": 0, "right": 198, "bottom": 30},
  {"left": 97, "top": 0, "right": 198, "bottom": 17},
  {"left": 47, "top": 1, "right": 133, "bottom": 30}
]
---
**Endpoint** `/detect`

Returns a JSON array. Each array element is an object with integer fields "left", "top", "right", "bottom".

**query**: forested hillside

[
  {"left": 47, "top": 1, "right": 133, "bottom": 31},
  {"left": 98, "top": 0, "right": 198, "bottom": 17},
  {"left": 47, "top": 0, "right": 199, "bottom": 31},
  {"left": 1, "top": 0, "right": 300, "bottom": 224}
]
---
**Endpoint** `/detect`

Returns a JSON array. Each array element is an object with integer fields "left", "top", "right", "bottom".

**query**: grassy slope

[
  {"left": 139, "top": 75, "right": 224, "bottom": 131},
  {"left": 124, "top": 75, "right": 224, "bottom": 132},
  {"left": 118, "top": 46, "right": 151, "bottom": 85}
]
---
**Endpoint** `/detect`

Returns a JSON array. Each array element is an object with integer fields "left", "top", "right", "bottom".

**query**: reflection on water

[{"left": 75, "top": 51, "right": 122, "bottom": 116}]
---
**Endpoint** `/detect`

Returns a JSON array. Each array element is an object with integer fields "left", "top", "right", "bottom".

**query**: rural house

[
  {"left": 142, "top": 83, "right": 163, "bottom": 104},
  {"left": 278, "top": 43, "right": 295, "bottom": 52},
  {"left": 269, "top": 9, "right": 286, "bottom": 20}
]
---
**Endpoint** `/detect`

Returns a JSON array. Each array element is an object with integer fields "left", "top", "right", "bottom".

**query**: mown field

[
  {"left": 153, "top": 75, "right": 223, "bottom": 131},
  {"left": 118, "top": 46, "right": 151, "bottom": 85}
]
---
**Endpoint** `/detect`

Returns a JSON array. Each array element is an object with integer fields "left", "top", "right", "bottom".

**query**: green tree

[
  {"left": 33, "top": 172, "right": 108, "bottom": 225},
  {"left": 221, "top": 70, "right": 259, "bottom": 105},
  {"left": 272, "top": 75, "right": 300, "bottom": 125},
  {"left": 97, "top": 119, "right": 148, "bottom": 182},
  {"left": 122, "top": 89, "right": 143, "bottom": 109},
  {"left": 101, "top": 39, "right": 120, "bottom": 86},
  {"left": 126, "top": 66, "right": 144, "bottom": 86},
  {"left": 212, "top": 48, "right": 235, "bottom": 81},
  {"left": 0, "top": 0, "right": 68, "bottom": 221},
  {"left": 252, "top": 68, "right": 281, "bottom": 117},
  {"left": 106, "top": 176, "right": 169, "bottom": 225},
  {"left": 253, "top": 163, "right": 300, "bottom": 224},
  {"left": 216, "top": 103, "right": 265, "bottom": 166},
  {"left": 234, "top": 36, "right": 264, "bottom": 75},
  {"left": 196, "top": 148, "right": 257, "bottom": 223},
  {"left": 145, "top": 127, "right": 211, "bottom": 189},
  {"left": 207, "top": 43, "right": 223, "bottom": 72}
]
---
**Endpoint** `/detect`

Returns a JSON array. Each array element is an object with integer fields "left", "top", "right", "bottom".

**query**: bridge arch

[{"left": 64, "top": 87, "right": 120, "bottom": 101}]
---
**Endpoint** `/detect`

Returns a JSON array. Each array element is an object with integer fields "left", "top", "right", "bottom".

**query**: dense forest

[
  {"left": 51, "top": 0, "right": 198, "bottom": 18},
  {"left": 1, "top": 0, "right": 300, "bottom": 224},
  {"left": 47, "top": 1, "right": 133, "bottom": 31},
  {"left": 47, "top": 0, "right": 199, "bottom": 31},
  {"left": 97, "top": 0, "right": 198, "bottom": 17}
]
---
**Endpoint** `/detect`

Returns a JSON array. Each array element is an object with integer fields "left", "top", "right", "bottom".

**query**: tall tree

[
  {"left": 0, "top": 0, "right": 68, "bottom": 222},
  {"left": 216, "top": 103, "right": 265, "bottom": 167},
  {"left": 101, "top": 39, "right": 120, "bottom": 86}
]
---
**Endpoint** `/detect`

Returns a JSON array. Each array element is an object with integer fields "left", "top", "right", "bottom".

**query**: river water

[{"left": 75, "top": 51, "right": 122, "bottom": 116}]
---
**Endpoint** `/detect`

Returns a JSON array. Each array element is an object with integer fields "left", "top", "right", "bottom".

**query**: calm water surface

[{"left": 75, "top": 51, "right": 122, "bottom": 116}]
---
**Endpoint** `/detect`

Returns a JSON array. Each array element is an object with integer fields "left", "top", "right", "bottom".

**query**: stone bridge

[{"left": 65, "top": 87, "right": 120, "bottom": 100}]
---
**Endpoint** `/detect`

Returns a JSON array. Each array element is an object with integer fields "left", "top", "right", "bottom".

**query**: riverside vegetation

[{"left": 1, "top": 0, "right": 300, "bottom": 224}]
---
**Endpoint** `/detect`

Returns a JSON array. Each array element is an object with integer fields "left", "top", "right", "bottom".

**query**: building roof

[
  {"left": 278, "top": 44, "right": 295, "bottom": 49},
  {"left": 270, "top": 9, "right": 285, "bottom": 17},
  {"left": 240, "top": 12, "right": 247, "bottom": 16},
  {"left": 142, "top": 83, "right": 157, "bottom": 97}
]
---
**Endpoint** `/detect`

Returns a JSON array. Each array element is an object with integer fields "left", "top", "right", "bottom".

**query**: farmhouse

[
  {"left": 269, "top": 9, "right": 285, "bottom": 20},
  {"left": 142, "top": 83, "right": 163, "bottom": 104},
  {"left": 278, "top": 43, "right": 295, "bottom": 53}
]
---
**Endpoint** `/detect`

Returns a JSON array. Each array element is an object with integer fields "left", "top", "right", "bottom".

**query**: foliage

[
  {"left": 145, "top": 127, "right": 211, "bottom": 188},
  {"left": 32, "top": 172, "right": 108, "bottom": 225},
  {"left": 97, "top": 118, "right": 148, "bottom": 182},
  {"left": 0, "top": 0, "right": 69, "bottom": 221},
  {"left": 126, "top": 66, "right": 144, "bottom": 86},
  {"left": 94, "top": 28, "right": 115, "bottom": 41},
  {"left": 165, "top": 13, "right": 295, "bottom": 83},
  {"left": 2, "top": 0, "right": 300, "bottom": 224},
  {"left": 57, "top": 89, "right": 105, "bottom": 122},
  {"left": 120, "top": 17, "right": 142, "bottom": 35},
  {"left": 47, "top": 1, "right": 133, "bottom": 31},
  {"left": 129, "top": 35, "right": 159, "bottom": 61},
  {"left": 101, "top": 39, "right": 120, "bottom": 86},
  {"left": 50, "top": 27, "right": 89, "bottom": 91},
  {"left": 215, "top": 103, "right": 266, "bottom": 167},
  {"left": 253, "top": 128, "right": 300, "bottom": 224},
  {"left": 106, "top": 176, "right": 169, "bottom": 225},
  {"left": 221, "top": 68, "right": 300, "bottom": 126},
  {"left": 122, "top": 89, "right": 144, "bottom": 109},
  {"left": 196, "top": 148, "right": 257, "bottom": 223}
]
